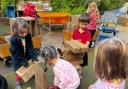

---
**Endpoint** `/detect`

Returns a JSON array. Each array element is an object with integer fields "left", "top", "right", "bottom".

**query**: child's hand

[
  {"left": 32, "top": 58, "right": 39, "bottom": 62},
  {"left": 21, "top": 61, "right": 28, "bottom": 67}
]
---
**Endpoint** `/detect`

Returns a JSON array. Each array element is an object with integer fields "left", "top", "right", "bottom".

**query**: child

[
  {"left": 10, "top": 18, "right": 38, "bottom": 89},
  {"left": 41, "top": 45, "right": 80, "bottom": 89},
  {"left": 87, "top": 1, "right": 100, "bottom": 46},
  {"left": 72, "top": 13, "right": 92, "bottom": 67},
  {"left": 88, "top": 38, "right": 128, "bottom": 89}
]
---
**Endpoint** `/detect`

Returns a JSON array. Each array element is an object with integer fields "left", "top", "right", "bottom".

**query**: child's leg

[
  {"left": 89, "top": 30, "right": 96, "bottom": 38},
  {"left": 15, "top": 74, "right": 21, "bottom": 82},
  {"left": 15, "top": 73, "right": 22, "bottom": 89},
  {"left": 14, "top": 64, "right": 22, "bottom": 89},
  {"left": 80, "top": 52, "right": 88, "bottom": 67},
  {"left": 89, "top": 30, "right": 96, "bottom": 47}
]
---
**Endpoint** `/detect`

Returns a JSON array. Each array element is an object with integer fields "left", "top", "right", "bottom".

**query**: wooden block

[
  {"left": 64, "top": 40, "right": 88, "bottom": 53},
  {"left": 16, "top": 61, "right": 35, "bottom": 82}
]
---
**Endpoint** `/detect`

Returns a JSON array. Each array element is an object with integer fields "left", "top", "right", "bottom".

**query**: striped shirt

[{"left": 92, "top": 79, "right": 125, "bottom": 89}]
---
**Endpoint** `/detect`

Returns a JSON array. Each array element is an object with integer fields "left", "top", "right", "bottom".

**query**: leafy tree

[{"left": 51, "top": 0, "right": 126, "bottom": 14}]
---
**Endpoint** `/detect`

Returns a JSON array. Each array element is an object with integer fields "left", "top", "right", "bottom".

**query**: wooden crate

[
  {"left": 64, "top": 40, "right": 89, "bottom": 53},
  {"left": 16, "top": 61, "right": 35, "bottom": 82},
  {"left": 61, "top": 47, "right": 83, "bottom": 65}
]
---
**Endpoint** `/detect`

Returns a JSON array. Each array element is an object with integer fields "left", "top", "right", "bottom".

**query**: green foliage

[
  {"left": 51, "top": 0, "right": 88, "bottom": 14},
  {"left": 51, "top": 0, "right": 126, "bottom": 15},
  {"left": 1, "top": 0, "right": 16, "bottom": 16},
  {"left": 98, "top": 0, "right": 126, "bottom": 11}
]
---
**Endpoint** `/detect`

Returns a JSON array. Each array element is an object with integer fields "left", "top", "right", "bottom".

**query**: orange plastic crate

[{"left": 38, "top": 12, "right": 71, "bottom": 25}]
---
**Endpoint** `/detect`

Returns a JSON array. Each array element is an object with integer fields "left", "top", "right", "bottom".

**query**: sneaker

[
  {"left": 15, "top": 81, "right": 22, "bottom": 89},
  {"left": 91, "top": 41, "right": 95, "bottom": 48}
]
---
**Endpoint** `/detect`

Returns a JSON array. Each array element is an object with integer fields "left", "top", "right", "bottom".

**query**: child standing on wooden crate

[
  {"left": 87, "top": 1, "right": 100, "bottom": 46},
  {"left": 41, "top": 45, "right": 80, "bottom": 89},
  {"left": 88, "top": 38, "right": 128, "bottom": 89},
  {"left": 72, "top": 13, "right": 92, "bottom": 67},
  {"left": 10, "top": 18, "right": 38, "bottom": 89}
]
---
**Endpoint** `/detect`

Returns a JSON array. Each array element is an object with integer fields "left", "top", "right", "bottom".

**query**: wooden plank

[
  {"left": 16, "top": 61, "right": 35, "bottom": 82},
  {"left": 35, "top": 62, "right": 47, "bottom": 89},
  {"left": 32, "top": 36, "right": 41, "bottom": 49}
]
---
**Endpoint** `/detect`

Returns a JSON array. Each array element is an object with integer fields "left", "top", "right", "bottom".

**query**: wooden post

[{"left": 35, "top": 62, "right": 47, "bottom": 89}]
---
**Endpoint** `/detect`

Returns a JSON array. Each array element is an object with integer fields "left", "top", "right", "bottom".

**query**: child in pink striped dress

[
  {"left": 88, "top": 38, "right": 128, "bottom": 89},
  {"left": 41, "top": 45, "right": 80, "bottom": 89},
  {"left": 87, "top": 1, "right": 100, "bottom": 47}
]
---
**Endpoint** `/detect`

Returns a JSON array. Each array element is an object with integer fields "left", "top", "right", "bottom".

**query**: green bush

[
  {"left": 1, "top": 0, "right": 16, "bottom": 16},
  {"left": 51, "top": 0, "right": 126, "bottom": 15},
  {"left": 98, "top": 0, "right": 126, "bottom": 12},
  {"left": 51, "top": 0, "right": 88, "bottom": 14}
]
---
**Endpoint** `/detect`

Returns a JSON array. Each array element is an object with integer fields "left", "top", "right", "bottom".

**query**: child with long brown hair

[
  {"left": 88, "top": 38, "right": 128, "bottom": 89},
  {"left": 87, "top": 1, "right": 100, "bottom": 47}
]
